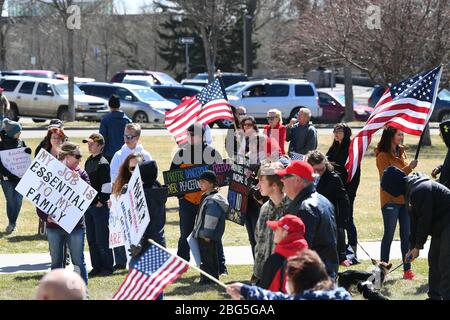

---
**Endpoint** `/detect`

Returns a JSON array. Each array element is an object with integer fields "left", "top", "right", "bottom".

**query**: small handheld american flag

[{"left": 112, "top": 245, "right": 189, "bottom": 300}]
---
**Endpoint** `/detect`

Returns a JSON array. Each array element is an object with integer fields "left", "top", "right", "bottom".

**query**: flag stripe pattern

[
  {"left": 345, "top": 66, "right": 442, "bottom": 183},
  {"left": 112, "top": 245, "right": 189, "bottom": 300},
  {"left": 165, "top": 78, "right": 234, "bottom": 144}
]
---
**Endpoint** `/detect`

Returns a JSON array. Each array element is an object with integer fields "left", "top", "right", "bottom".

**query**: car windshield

[
  {"left": 154, "top": 73, "right": 179, "bottom": 84},
  {"left": 54, "top": 84, "right": 84, "bottom": 95},
  {"left": 193, "top": 74, "right": 208, "bottom": 80},
  {"left": 226, "top": 83, "right": 247, "bottom": 96},
  {"left": 123, "top": 79, "right": 153, "bottom": 87},
  {"left": 132, "top": 88, "right": 166, "bottom": 101},
  {"left": 336, "top": 95, "right": 360, "bottom": 106},
  {"left": 439, "top": 89, "right": 450, "bottom": 101}
]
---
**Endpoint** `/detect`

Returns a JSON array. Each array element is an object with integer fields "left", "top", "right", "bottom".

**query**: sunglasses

[
  {"left": 333, "top": 129, "right": 344, "bottom": 133},
  {"left": 129, "top": 166, "right": 136, "bottom": 171},
  {"left": 238, "top": 112, "right": 246, "bottom": 116},
  {"left": 243, "top": 123, "right": 254, "bottom": 127},
  {"left": 124, "top": 135, "right": 137, "bottom": 140},
  {"left": 267, "top": 116, "right": 276, "bottom": 121},
  {"left": 71, "top": 154, "right": 82, "bottom": 160}
]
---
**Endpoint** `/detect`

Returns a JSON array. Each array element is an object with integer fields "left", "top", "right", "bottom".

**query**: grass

[
  {"left": 0, "top": 133, "right": 446, "bottom": 253},
  {"left": 0, "top": 259, "right": 430, "bottom": 300}
]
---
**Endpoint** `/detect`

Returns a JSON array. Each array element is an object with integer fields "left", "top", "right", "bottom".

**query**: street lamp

[{"left": 179, "top": 37, "right": 194, "bottom": 79}]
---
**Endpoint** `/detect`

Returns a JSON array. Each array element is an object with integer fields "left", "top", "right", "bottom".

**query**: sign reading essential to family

[
  {"left": 0, "top": 147, "right": 32, "bottom": 178},
  {"left": 109, "top": 166, "right": 150, "bottom": 256},
  {"left": 15, "top": 149, "right": 97, "bottom": 234},
  {"left": 163, "top": 162, "right": 232, "bottom": 197},
  {"left": 227, "top": 156, "right": 253, "bottom": 226}
]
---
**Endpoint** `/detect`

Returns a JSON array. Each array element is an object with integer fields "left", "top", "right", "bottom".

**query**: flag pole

[
  {"left": 414, "top": 125, "right": 427, "bottom": 160},
  {"left": 148, "top": 239, "right": 228, "bottom": 289}
]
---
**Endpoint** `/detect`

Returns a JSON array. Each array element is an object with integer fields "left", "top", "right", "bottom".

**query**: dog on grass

[{"left": 338, "top": 261, "right": 392, "bottom": 300}]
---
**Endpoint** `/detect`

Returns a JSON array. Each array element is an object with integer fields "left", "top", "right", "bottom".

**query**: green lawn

[{"left": 0, "top": 259, "right": 430, "bottom": 300}]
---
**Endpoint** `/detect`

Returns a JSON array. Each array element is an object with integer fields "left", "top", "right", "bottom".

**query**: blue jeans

[
  {"left": 85, "top": 205, "right": 114, "bottom": 272},
  {"left": 177, "top": 198, "right": 198, "bottom": 261},
  {"left": 380, "top": 203, "right": 411, "bottom": 271},
  {"left": 47, "top": 227, "right": 88, "bottom": 284},
  {"left": 1, "top": 180, "right": 23, "bottom": 226}
]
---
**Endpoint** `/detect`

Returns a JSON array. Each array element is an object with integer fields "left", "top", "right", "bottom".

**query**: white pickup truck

[{"left": 0, "top": 76, "right": 108, "bottom": 122}]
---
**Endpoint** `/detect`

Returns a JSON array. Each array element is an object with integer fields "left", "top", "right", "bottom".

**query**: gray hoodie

[{"left": 193, "top": 190, "right": 229, "bottom": 241}]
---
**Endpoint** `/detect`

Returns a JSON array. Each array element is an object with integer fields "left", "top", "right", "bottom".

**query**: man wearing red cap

[
  {"left": 275, "top": 160, "right": 339, "bottom": 278},
  {"left": 258, "top": 215, "right": 308, "bottom": 293}
]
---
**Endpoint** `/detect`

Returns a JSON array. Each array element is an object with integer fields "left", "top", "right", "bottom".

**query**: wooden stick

[{"left": 148, "top": 239, "right": 228, "bottom": 289}]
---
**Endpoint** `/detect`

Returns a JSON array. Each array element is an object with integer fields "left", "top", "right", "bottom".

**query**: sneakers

[
  {"left": 5, "top": 224, "right": 16, "bottom": 234},
  {"left": 88, "top": 269, "right": 102, "bottom": 277},
  {"left": 403, "top": 270, "right": 416, "bottom": 280},
  {"left": 113, "top": 264, "right": 127, "bottom": 271}
]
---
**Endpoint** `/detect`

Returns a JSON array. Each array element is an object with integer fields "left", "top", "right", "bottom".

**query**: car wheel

[
  {"left": 57, "top": 108, "right": 70, "bottom": 121},
  {"left": 133, "top": 111, "right": 149, "bottom": 123},
  {"left": 5, "top": 104, "right": 19, "bottom": 121},
  {"left": 216, "top": 119, "right": 234, "bottom": 129},
  {"left": 32, "top": 118, "right": 46, "bottom": 123},
  {"left": 439, "top": 111, "right": 450, "bottom": 122}
]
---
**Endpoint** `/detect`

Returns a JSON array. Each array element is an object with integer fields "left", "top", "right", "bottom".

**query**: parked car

[
  {"left": 225, "top": 79, "right": 321, "bottom": 126},
  {"left": 12, "top": 70, "right": 57, "bottom": 79},
  {"left": 150, "top": 85, "right": 201, "bottom": 105},
  {"left": 78, "top": 82, "right": 176, "bottom": 124},
  {"left": 369, "top": 86, "right": 450, "bottom": 122},
  {"left": 181, "top": 72, "right": 248, "bottom": 89},
  {"left": 0, "top": 76, "right": 108, "bottom": 122},
  {"left": 110, "top": 70, "right": 179, "bottom": 85},
  {"left": 317, "top": 90, "right": 373, "bottom": 122}
]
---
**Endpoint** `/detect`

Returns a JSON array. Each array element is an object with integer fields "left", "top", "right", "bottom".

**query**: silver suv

[
  {"left": 226, "top": 79, "right": 321, "bottom": 122},
  {"left": 0, "top": 76, "right": 108, "bottom": 121}
]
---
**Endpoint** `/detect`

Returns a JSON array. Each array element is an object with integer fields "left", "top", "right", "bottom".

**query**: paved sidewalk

[{"left": 0, "top": 240, "right": 430, "bottom": 274}]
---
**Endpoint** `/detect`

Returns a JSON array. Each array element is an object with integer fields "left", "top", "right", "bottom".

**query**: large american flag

[
  {"left": 112, "top": 245, "right": 189, "bottom": 300},
  {"left": 345, "top": 66, "right": 442, "bottom": 183},
  {"left": 165, "top": 78, "right": 234, "bottom": 144}
]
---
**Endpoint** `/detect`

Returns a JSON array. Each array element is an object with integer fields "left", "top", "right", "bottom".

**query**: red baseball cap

[
  {"left": 266, "top": 214, "right": 306, "bottom": 236},
  {"left": 274, "top": 160, "right": 315, "bottom": 182}
]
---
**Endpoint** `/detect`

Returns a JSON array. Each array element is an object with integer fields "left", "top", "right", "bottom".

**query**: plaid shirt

[{"left": 253, "top": 195, "right": 291, "bottom": 280}]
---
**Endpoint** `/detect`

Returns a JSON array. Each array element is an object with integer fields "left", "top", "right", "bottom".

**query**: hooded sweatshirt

[
  {"left": 259, "top": 233, "right": 308, "bottom": 292},
  {"left": 110, "top": 143, "right": 152, "bottom": 183},
  {"left": 405, "top": 172, "right": 450, "bottom": 249},
  {"left": 193, "top": 190, "right": 228, "bottom": 241},
  {"left": 99, "top": 110, "right": 132, "bottom": 158},
  {"left": 138, "top": 160, "right": 168, "bottom": 248}
]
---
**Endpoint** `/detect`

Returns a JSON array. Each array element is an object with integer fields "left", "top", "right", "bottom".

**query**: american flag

[
  {"left": 112, "top": 245, "right": 189, "bottom": 300},
  {"left": 345, "top": 66, "right": 442, "bottom": 183},
  {"left": 165, "top": 78, "right": 234, "bottom": 144}
]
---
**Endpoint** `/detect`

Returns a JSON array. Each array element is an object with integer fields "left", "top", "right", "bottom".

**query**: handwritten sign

[
  {"left": 0, "top": 147, "right": 32, "bottom": 178},
  {"left": 16, "top": 149, "right": 97, "bottom": 233},
  {"left": 109, "top": 197, "right": 125, "bottom": 249},
  {"left": 109, "top": 166, "right": 150, "bottom": 256},
  {"left": 163, "top": 162, "right": 232, "bottom": 197}
]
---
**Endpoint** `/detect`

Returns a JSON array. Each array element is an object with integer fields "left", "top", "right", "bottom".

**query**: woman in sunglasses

[
  {"left": 37, "top": 142, "right": 91, "bottom": 285},
  {"left": 263, "top": 109, "right": 286, "bottom": 157},
  {"left": 112, "top": 152, "right": 145, "bottom": 198}
]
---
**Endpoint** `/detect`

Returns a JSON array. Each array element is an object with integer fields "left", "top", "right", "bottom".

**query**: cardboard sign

[
  {"left": 109, "top": 166, "right": 150, "bottom": 256},
  {"left": 0, "top": 147, "right": 32, "bottom": 178},
  {"left": 226, "top": 156, "right": 254, "bottom": 226},
  {"left": 109, "top": 196, "right": 125, "bottom": 249},
  {"left": 163, "top": 162, "right": 232, "bottom": 197},
  {"left": 16, "top": 149, "right": 97, "bottom": 234}
]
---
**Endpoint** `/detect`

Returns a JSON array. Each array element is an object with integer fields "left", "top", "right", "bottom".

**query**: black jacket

[
  {"left": 139, "top": 160, "right": 168, "bottom": 249},
  {"left": 85, "top": 153, "right": 111, "bottom": 205},
  {"left": 438, "top": 149, "right": 450, "bottom": 189},
  {"left": 327, "top": 142, "right": 360, "bottom": 199},
  {"left": 0, "top": 131, "right": 28, "bottom": 181},
  {"left": 316, "top": 169, "right": 351, "bottom": 228},
  {"left": 406, "top": 173, "right": 450, "bottom": 249},
  {"left": 286, "top": 184, "right": 338, "bottom": 273}
]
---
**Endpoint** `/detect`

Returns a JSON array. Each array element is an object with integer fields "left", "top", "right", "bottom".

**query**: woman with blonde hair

[{"left": 264, "top": 108, "right": 286, "bottom": 157}]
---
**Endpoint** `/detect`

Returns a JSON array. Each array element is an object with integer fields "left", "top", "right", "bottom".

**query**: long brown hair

[
  {"left": 112, "top": 153, "right": 144, "bottom": 196},
  {"left": 377, "top": 126, "right": 399, "bottom": 154},
  {"left": 44, "top": 127, "right": 67, "bottom": 151},
  {"left": 286, "top": 249, "right": 333, "bottom": 294}
]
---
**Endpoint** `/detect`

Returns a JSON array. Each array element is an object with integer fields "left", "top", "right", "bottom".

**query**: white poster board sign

[
  {"left": 109, "top": 196, "right": 125, "bottom": 249},
  {"left": 16, "top": 149, "right": 97, "bottom": 233},
  {"left": 0, "top": 147, "right": 32, "bottom": 178},
  {"left": 109, "top": 166, "right": 150, "bottom": 256}
]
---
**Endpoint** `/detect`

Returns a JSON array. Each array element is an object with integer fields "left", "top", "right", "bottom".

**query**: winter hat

[
  {"left": 139, "top": 160, "right": 158, "bottom": 188},
  {"left": 109, "top": 94, "right": 121, "bottom": 109},
  {"left": 381, "top": 166, "right": 407, "bottom": 197},
  {"left": 199, "top": 170, "right": 217, "bottom": 185},
  {"left": 2, "top": 118, "right": 22, "bottom": 138},
  {"left": 48, "top": 119, "right": 63, "bottom": 129}
]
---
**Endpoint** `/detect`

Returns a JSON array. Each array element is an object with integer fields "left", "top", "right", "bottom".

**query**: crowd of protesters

[{"left": 2, "top": 93, "right": 450, "bottom": 301}]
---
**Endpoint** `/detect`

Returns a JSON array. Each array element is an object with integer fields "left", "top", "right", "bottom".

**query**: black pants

[
  {"left": 245, "top": 197, "right": 260, "bottom": 259},
  {"left": 337, "top": 227, "right": 347, "bottom": 262},
  {"left": 428, "top": 223, "right": 450, "bottom": 300},
  {"left": 198, "top": 238, "right": 219, "bottom": 280}
]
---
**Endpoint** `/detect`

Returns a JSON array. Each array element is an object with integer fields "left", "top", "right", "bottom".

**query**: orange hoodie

[{"left": 375, "top": 145, "right": 412, "bottom": 208}]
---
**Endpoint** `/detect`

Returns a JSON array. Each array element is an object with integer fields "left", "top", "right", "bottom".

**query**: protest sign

[
  {"left": 0, "top": 147, "right": 32, "bottom": 178},
  {"left": 16, "top": 149, "right": 97, "bottom": 233},
  {"left": 226, "top": 156, "right": 254, "bottom": 226},
  {"left": 109, "top": 166, "right": 150, "bottom": 256},
  {"left": 109, "top": 196, "right": 125, "bottom": 249},
  {"left": 163, "top": 162, "right": 232, "bottom": 197}
]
